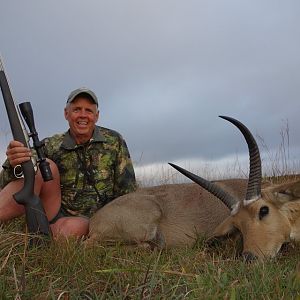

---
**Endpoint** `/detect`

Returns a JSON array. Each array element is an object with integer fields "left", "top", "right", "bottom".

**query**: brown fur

[
  {"left": 87, "top": 179, "right": 300, "bottom": 260},
  {"left": 213, "top": 180, "right": 300, "bottom": 259},
  {"left": 87, "top": 179, "right": 248, "bottom": 247}
]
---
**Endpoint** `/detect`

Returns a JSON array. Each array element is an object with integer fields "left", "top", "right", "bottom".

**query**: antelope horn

[
  {"left": 168, "top": 163, "right": 237, "bottom": 209},
  {"left": 219, "top": 116, "right": 262, "bottom": 202}
]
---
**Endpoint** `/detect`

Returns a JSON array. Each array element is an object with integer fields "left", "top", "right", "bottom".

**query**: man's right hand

[{"left": 6, "top": 140, "right": 32, "bottom": 167}]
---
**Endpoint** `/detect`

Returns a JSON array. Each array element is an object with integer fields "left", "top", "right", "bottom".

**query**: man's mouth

[{"left": 77, "top": 121, "right": 88, "bottom": 126}]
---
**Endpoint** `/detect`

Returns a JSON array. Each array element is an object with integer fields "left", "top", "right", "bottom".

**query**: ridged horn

[
  {"left": 219, "top": 116, "right": 261, "bottom": 201},
  {"left": 168, "top": 163, "right": 237, "bottom": 209}
]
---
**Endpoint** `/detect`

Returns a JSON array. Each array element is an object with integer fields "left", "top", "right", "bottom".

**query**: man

[{"left": 0, "top": 87, "right": 136, "bottom": 238}]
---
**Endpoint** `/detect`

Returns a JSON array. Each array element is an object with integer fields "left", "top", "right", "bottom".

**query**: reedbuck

[{"left": 87, "top": 116, "right": 300, "bottom": 260}]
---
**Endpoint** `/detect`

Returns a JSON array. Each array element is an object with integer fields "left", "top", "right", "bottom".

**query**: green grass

[
  {"left": 1, "top": 125, "right": 300, "bottom": 299},
  {"left": 0, "top": 221, "right": 299, "bottom": 299}
]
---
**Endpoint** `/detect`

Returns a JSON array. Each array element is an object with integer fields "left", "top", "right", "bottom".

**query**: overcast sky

[{"left": 0, "top": 1, "right": 299, "bottom": 183}]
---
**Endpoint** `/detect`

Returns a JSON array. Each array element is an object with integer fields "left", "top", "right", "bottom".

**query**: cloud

[{"left": 0, "top": 0, "right": 299, "bottom": 179}]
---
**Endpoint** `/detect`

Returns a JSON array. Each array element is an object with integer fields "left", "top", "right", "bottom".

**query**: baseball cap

[{"left": 67, "top": 87, "right": 98, "bottom": 106}]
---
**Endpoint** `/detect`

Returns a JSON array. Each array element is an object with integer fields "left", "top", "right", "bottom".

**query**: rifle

[{"left": 0, "top": 57, "right": 52, "bottom": 239}]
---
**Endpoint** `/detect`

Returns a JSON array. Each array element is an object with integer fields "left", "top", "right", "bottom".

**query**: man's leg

[
  {"left": 0, "top": 159, "right": 61, "bottom": 222},
  {"left": 0, "top": 159, "right": 89, "bottom": 239},
  {"left": 50, "top": 216, "right": 90, "bottom": 239}
]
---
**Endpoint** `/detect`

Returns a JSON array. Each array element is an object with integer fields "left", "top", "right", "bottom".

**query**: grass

[
  {"left": 1, "top": 124, "right": 300, "bottom": 299},
  {"left": 0, "top": 220, "right": 299, "bottom": 299}
]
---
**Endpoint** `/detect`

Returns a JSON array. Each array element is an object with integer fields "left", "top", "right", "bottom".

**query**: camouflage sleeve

[
  {"left": 0, "top": 159, "right": 17, "bottom": 189},
  {"left": 113, "top": 135, "right": 137, "bottom": 198},
  {"left": 41, "top": 137, "right": 51, "bottom": 157}
]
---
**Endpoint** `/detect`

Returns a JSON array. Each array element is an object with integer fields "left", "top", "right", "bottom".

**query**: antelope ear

[
  {"left": 263, "top": 180, "right": 300, "bottom": 206},
  {"left": 206, "top": 216, "right": 238, "bottom": 247},
  {"left": 285, "top": 180, "right": 300, "bottom": 198},
  {"left": 212, "top": 216, "right": 236, "bottom": 238}
]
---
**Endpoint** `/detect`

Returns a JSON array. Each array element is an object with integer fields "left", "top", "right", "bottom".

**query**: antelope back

[
  {"left": 88, "top": 179, "right": 248, "bottom": 247},
  {"left": 153, "top": 180, "right": 247, "bottom": 246}
]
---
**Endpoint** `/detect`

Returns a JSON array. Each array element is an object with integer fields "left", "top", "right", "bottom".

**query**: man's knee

[
  {"left": 51, "top": 217, "right": 90, "bottom": 238},
  {"left": 47, "top": 159, "right": 59, "bottom": 177}
]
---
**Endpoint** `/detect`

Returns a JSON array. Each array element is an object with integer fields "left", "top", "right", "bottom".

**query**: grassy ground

[
  {"left": 1, "top": 174, "right": 300, "bottom": 299},
  {"left": 0, "top": 219, "right": 299, "bottom": 299},
  {"left": 1, "top": 130, "right": 300, "bottom": 299}
]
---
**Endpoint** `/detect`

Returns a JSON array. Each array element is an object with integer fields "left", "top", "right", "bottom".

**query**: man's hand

[{"left": 6, "top": 140, "right": 32, "bottom": 167}]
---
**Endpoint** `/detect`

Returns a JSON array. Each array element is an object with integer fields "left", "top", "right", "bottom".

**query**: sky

[{"left": 0, "top": 1, "right": 300, "bottom": 184}]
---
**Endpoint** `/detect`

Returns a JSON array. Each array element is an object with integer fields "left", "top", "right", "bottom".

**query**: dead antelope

[{"left": 87, "top": 116, "right": 300, "bottom": 261}]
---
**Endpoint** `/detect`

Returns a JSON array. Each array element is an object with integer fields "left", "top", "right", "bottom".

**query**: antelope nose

[{"left": 242, "top": 251, "right": 257, "bottom": 262}]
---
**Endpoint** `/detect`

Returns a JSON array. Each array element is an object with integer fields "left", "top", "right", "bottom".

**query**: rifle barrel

[{"left": 0, "top": 57, "right": 51, "bottom": 239}]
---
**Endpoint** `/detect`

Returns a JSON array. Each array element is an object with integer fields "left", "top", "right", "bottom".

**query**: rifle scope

[{"left": 19, "top": 102, "right": 53, "bottom": 182}]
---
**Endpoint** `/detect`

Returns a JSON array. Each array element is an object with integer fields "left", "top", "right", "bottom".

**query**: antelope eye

[{"left": 259, "top": 206, "right": 269, "bottom": 220}]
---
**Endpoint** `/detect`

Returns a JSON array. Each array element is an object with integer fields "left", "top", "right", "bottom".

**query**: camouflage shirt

[{"left": 0, "top": 126, "right": 137, "bottom": 217}]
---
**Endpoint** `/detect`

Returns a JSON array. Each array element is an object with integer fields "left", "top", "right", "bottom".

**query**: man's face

[{"left": 64, "top": 96, "right": 99, "bottom": 144}]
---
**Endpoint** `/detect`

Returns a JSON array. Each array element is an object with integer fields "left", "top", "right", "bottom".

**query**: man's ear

[
  {"left": 64, "top": 107, "right": 68, "bottom": 120},
  {"left": 95, "top": 110, "right": 100, "bottom": 123}
]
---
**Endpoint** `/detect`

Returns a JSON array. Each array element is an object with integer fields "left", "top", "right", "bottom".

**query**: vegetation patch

[{"left": 0, "top": 221, "right": 299, "bottom": 299}]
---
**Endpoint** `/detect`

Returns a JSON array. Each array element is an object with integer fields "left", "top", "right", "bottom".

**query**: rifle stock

[{"left": 0, "top": 58, "right": 51, "bottom": 238}]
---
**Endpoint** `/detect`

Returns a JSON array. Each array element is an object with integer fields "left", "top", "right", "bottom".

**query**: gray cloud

[{"left": 0, "top": 0, "right": 299, "bottom": 176}]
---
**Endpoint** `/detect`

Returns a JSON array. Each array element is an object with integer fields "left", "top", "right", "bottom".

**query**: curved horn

[
  {"left": 219, "top": 116, "right": 261, "bottom": 201},
  {"left": 168, "top": 163, "right": 237, "bottom": 209}
]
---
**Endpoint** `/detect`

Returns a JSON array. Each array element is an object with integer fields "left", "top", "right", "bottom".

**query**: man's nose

[{"left": 78, "top": 109, "right": 88, "bottom": 117}]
